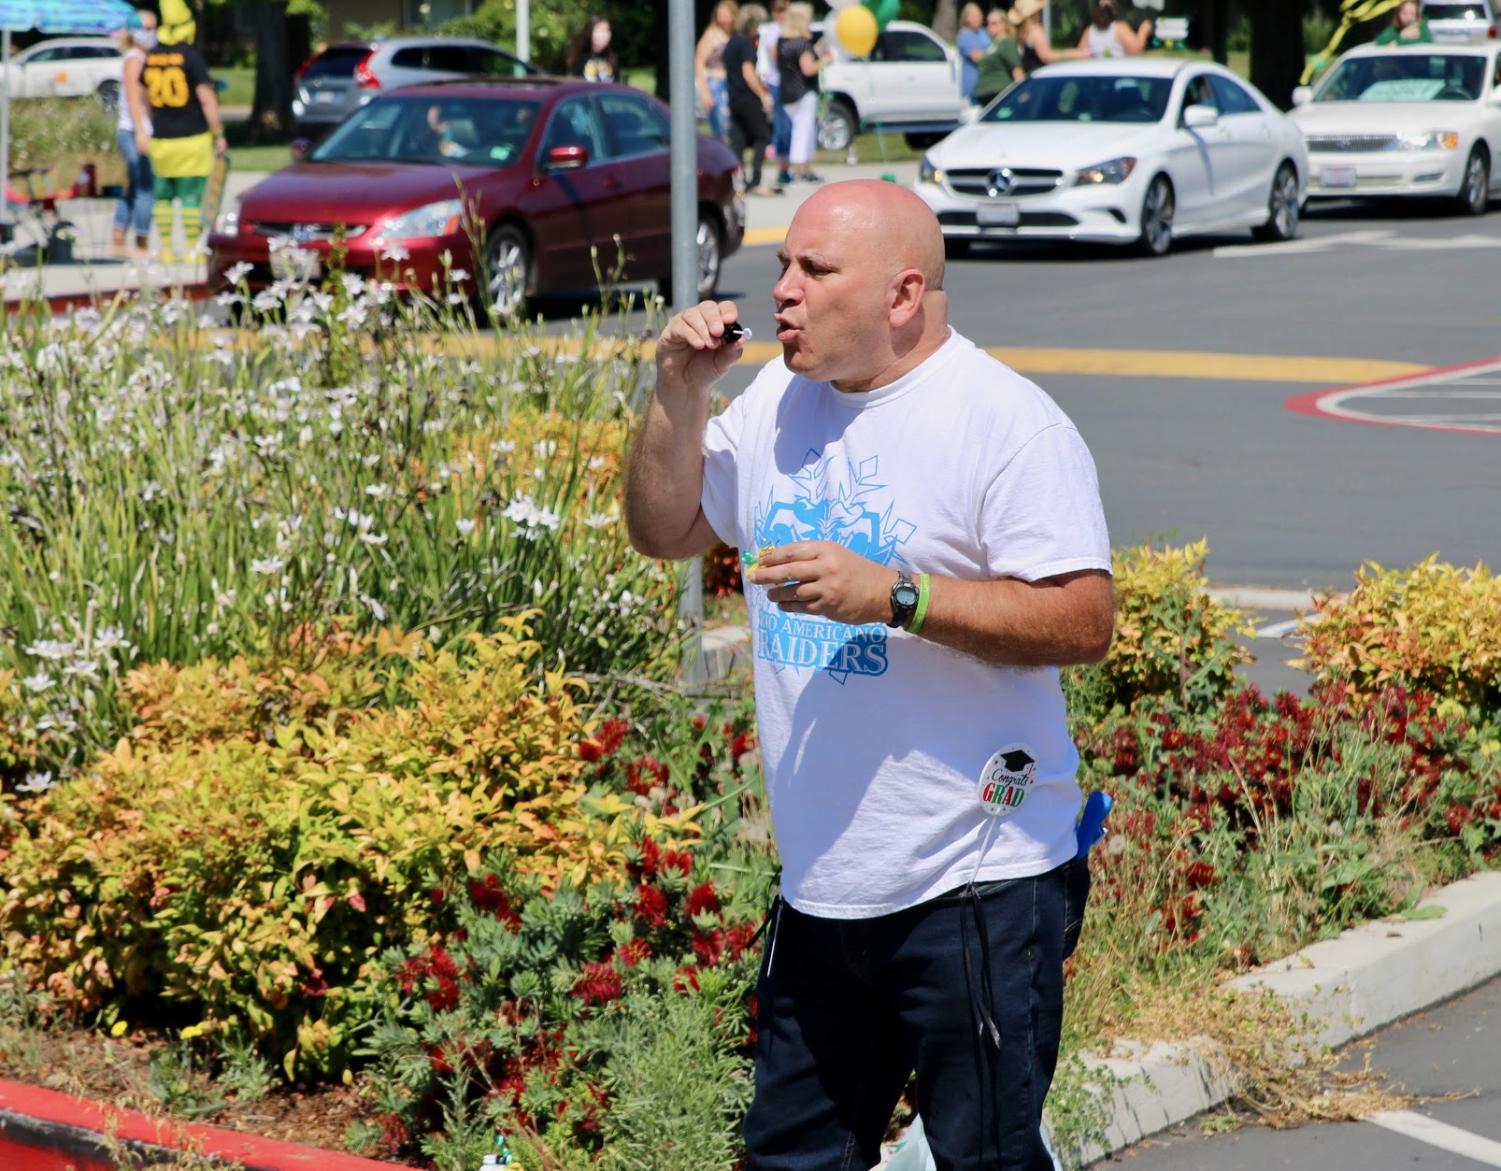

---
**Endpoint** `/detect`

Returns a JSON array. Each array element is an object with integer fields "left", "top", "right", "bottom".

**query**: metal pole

[
  {"left": 1, "top": 29, "right": 10, "bottom": 232},
  {"left": 669, "top": 0, "right": 706, "bottom": 679},
  {"left": 516, "top": 0, "right": 530, "bottom": 67}
]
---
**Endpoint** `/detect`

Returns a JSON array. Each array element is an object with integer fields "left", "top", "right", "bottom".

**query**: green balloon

[{"left": 871, "top": 0, "right": 900, "bottom": 29}]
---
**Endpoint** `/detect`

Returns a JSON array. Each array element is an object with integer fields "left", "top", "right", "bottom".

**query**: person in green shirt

[
  {"left": 1374, "top": 1, "right": 1433, "bottom": 44},
  {"left": 974, "top": 7, "right": 1024, "bottom": 105}
]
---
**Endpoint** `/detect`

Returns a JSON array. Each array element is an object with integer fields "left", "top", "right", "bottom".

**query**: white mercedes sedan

[
  {"left": 1289, "top": 42, "right": 1501, "bottom": 215},
  {"left": 913, "top": 58, "right": 1308, "bottom": 257}
]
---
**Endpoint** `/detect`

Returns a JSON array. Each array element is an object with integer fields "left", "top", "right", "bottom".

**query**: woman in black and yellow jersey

[{"left": 136, "top": 0, "right": 226, "bottom": 262}]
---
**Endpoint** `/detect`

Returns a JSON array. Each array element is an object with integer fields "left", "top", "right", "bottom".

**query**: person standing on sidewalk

[
  {"left": 696, "top": 1, "right": 739, "bottom": 140},
  {"left": 140, "top": 0, "right": 226, "bottom": 262},
  {"left": 777, "top": 2, "right": 825, "bottom": 183},
  {"left": 110, "top": 9, "right": 157, "bottom": 255},
  {"left": 758, "top": 0, "right": 793, "bottom": 187},
  {"left": 624, "top": 179, "right": 1114, "bottom": 1170},
  {"left": 725, "top": 6, "right": 780, "bottom": 195},
  {"left": 974, "top": 7, "right": 1023, "bottom": 106},
  {"left": 957, "top": 2, "right": 992, "bottom": 103}
]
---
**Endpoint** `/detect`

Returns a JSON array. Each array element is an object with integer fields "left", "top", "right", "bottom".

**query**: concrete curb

[{"left": 1066, "top": 869, "right": 1501, "bottom": 1165}]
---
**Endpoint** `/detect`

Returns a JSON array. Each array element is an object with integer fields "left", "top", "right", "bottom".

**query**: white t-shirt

[{"left": 701, "top": 330, "right": 1112, "bottom": 919}]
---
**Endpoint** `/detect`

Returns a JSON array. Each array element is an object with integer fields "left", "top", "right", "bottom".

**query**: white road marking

[
  {"left": 1214, "top": 229, "right": 1395, "bottom": 258},
  {"left": 1253, "top": 618, "right": 1302, "bottom": 639},
  {"left": 1206, "top": 586, "right": 1322, "bottom": 610},
  {"left": 1365, "top": 1110, "right": 1501, "bottom": 1167},
  {"left": 1308, "top": 357, "right": 1501, "bottom": 435},
  {"left": 1215, "top": 228, "right": 1501, "bottom": 259}
]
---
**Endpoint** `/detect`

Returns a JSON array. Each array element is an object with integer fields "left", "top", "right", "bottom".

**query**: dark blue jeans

[{"left": 743, "top": 858, "right": 1088, "bottom": 1171}]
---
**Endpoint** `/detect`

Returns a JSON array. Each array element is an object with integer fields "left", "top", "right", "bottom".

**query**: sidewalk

[
  {"left": 740, "top": 159, "right": 919, "bottom": 245},
  {"left": 1, "top": 171, "right": 265, "bottom": 307}
]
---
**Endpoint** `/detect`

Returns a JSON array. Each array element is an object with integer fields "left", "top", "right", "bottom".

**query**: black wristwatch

[{"left": 888, "top": 571, "right": 919, "bottom": 628}]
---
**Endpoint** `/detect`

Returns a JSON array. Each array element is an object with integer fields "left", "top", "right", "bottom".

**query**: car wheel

[
  {"left": 484, "top": 225, "right": 533, "bottom": 320},
  {"left": 943, "top": 237, "right": 971, "bottom": 260},
  {"left": 666, "top": 211, "right": 723, "bottom": 302},
  {"left": 1137, "top": 175, "right": 1174, "bottom": 257},
  {"left": 1457, "top": 145, "right": 1489, "bottom": 216},
  {"left": 817, "top": 99, "right": 857, "bottom": 154},
  {"left": 1252, "top": 162, "right": 1300, "bottom": 242},
  {"left": 96, "top": 79, "right": 120, "bottom": 110}
]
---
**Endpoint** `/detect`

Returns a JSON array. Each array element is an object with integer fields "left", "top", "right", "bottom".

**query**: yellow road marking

[
  {"left": 744, "top": 227, "right": 787, "bottom": 246},
  {"left": 208, "top": 329, "right": 1426, "bottom": 386}
]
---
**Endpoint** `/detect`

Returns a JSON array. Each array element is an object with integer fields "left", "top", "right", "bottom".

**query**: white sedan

[
  {"left": 914, "top": 58, "right": 1308, "bottom": 257},
  {"left": 1289, "top": 42, "right": 1501, "bottom": 215},
  {"left": 0, "top": 37, "right": 124, "bottom": 103}
]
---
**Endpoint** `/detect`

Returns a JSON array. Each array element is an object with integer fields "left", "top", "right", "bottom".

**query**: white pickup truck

[{"left": 811, "top": 21, "right": 971, "bottom": 152}]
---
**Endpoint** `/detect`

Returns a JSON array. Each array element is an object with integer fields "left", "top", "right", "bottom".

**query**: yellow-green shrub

[
  {"left": 1063, "top": 540, "right": 1253, "bottom": 721},
  {"left": 1297, "top": 557, "right": 1501, "bottom": 707},
  {"left": 0, "top": 619, "right": 698, "bottom": 1078}
]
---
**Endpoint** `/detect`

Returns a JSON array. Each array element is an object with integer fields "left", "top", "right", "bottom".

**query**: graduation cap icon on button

[{"left": 998, "top": 749, "right": 1034, "bottom": 773}]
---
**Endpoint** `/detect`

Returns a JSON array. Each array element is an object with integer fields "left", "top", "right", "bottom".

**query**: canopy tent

[{"left": 0, "top": 0, "right": 143, "bottom": 225}]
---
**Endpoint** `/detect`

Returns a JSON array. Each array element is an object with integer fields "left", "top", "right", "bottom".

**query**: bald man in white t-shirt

[{"left": 626, "top": 180, "right": 1114, "bottom": 1171}]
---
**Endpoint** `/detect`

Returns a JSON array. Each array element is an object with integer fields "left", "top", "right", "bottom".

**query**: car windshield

[
  {"left": 311, "top": 95, "right": 542, "bottom": 165},
  {"left": 1423, "top": 3, "right": 1490, "bottom": 18},
  {"left": 301, "top": 45, "right": 371, "bottom": 80},
  {"left": 980, "top": 74, "right": 1173, "bottom": 123},
  {"left": 1314, "top": 53, "right": 1486, "bottom": 101}
]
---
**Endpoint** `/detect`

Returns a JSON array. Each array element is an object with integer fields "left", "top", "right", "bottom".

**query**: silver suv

[{"left": 292, "top": 37, "right": 537, "bottom": 136}]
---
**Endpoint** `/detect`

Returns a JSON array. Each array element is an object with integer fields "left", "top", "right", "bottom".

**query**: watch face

[{"left": 894, "top": 583, "right": 919, "bottom": 608}]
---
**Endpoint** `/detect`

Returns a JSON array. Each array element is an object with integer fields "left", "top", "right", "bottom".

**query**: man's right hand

[{"left": 654, "top": 300, "right": 746, "bottom": 403}]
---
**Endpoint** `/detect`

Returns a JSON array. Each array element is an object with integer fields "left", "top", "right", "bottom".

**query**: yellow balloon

[{"left": 835, "top": 4, "right": 878, "bottom": 57}]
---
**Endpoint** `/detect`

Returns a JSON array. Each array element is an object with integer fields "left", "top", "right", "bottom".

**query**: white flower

[
  {"left": 63, "top": 659, "right": 101, "bottom": 682},
  {"left": 341, "top": 272, "right": 367, "bottom": 297},
  {"left": 359, "top": 530, "right": 388, "bottom": 547},
  {"left": 250, "top": 555, "right": 285, "bottom": 575},
  {"left": 25, "top": 639, "right": 75, "bottom": 661},
  {"left": 226, "top": 261, "right": 254, "bottom": 284},
  {"left": 585, "top": 512, "right": 614, "bottom": 529},
  {"left": 587, "top": 456, "right": 606, "bottom": 471},
  {"left": 380, "top": 243, "right": 411, "bottom": 263},
  {"left": 364, "top": 484, "right": 393, "bottom": 499},
  {"left": 456, "top": 518, "right": 476, "bottom": 537},
  {"left": 533, "top": 439, "right": 557, "bottom": 458},
  {"left": 21, "top": 673, "right": 53, "bottom": 693},
  {"left": 449, "top": 268, "right": 469, "bottom": 284},
  {"left": 17, "top": 771, "right": 55, "bottom": 794},
  {"left": 490, "top": 439, "right": 516, "bottom": 455}
]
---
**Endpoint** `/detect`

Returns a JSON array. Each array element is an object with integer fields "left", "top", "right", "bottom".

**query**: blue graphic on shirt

[{"left": 752, "top": 451, "right": 916, "bottom": 684}]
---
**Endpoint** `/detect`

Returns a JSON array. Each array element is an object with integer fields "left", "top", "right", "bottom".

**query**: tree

[
  {"left": 1248, "top": 0, "right": 1304, "bottom": 110},
  {"left": 248, "top": 0, "right": 295, "bottom": 142},
  {"left": 932, "top": 0, "right": 958, "bottom": 43}
]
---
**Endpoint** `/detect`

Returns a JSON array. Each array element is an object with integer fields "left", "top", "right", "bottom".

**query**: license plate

[
  {"left": 269, "top": 241, "right": 321, "bottom": 281},
  {"left": 313, "top": 90, "right": 339, "bottom": 103},
  {"left": 978, "top": 202, "right": 1020, "bottom": 227},
  {"left": 1321, "top": 165, "right": 1357, "bottom": 189}
]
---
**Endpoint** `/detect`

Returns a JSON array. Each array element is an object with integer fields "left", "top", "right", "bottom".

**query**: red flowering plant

[
  {"left": 356, "top": 692, "right": 778, "bottom": 1165},
  {"left": 1068, "top": 681, "right": 1501, "bottom": 995}
]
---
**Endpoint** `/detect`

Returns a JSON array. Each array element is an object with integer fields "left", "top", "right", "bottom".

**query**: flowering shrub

[
  {"left": 0, "top": 289, "right": 675, "bottom": 781},
  {"left": 354, "top": 697, "right": 769, "bottom": 1169},
  {"left": 1063, "top": 540, "right": 1253, "bottom": 723},
  {"left": 0, "top": 622, "right": 714, "bottom": 1079},
  {"left": 1297, "top": 557, "right": 1501, "bottom": 710}
]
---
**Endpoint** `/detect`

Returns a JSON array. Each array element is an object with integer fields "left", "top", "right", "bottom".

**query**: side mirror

[
  {"left": 290, "top": 138, "right": 312, "bottom": 162},
  {"left": 544, "top": 144, "right": 589, "bottom": 171},
  {"left": 1183, "top": 103, "right": 1219, "bottom": 129},
  {"left": 1291, "top": 85, "right": 1313, "bottom": 107}
]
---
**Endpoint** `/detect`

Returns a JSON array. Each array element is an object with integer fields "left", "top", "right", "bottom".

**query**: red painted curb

[
  {"left": 0, "top": 1079, "right": 406, "bottom": 1170},
  {"left": 3, "top": 282, "right": 212, "bottom": 316},
  {"left": 1284, "top": 353, "right": 1501, "bottom": 436}
]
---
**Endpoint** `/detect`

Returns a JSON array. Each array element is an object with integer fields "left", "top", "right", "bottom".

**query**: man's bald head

[
  {"left": 772, "top": 180, "right": 951, "bottom": 391},
  {"left": 791, "top": 180, "right": 946, "bottom": 293}
]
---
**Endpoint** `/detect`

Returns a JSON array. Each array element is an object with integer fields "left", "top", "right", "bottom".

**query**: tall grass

[{"left": 0, "top": 274, "right": 678, "bottom": 780}]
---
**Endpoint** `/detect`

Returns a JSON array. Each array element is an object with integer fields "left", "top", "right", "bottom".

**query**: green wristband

[{"left": 908, "top": 572, "right": 932, "bottom": 635}]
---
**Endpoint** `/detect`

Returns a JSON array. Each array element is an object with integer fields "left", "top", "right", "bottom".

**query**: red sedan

[{"left": 208, "top": 77, "right": 745, "bottom": 315}]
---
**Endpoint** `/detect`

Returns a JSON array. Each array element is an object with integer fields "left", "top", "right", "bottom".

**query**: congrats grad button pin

[{"left": 977, "top": 745, "right": 1036, "bottom": 817}]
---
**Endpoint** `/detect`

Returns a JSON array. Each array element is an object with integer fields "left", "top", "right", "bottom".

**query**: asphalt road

[
  {"left": 710, "top": 197, "right": 1501, "bottom": 592},
  {"left": 1112, "top": 974, "right": 1501, "bottom": 1169}
]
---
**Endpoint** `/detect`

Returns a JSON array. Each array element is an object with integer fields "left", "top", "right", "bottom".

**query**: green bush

[
  {"left": 1296, "top": 557, "right": 1501, "bottom": 711},
  {"left": 5, "top": 97, "right": 114, "bottom": 172},
  {"left": 1063, "top": 540, "right": 1252, "bottom": 725},
  {"left": 0, "top": 622, "right": 716, "bottom": 1079}
]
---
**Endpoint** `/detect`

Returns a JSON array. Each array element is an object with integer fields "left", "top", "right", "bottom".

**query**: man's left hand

[{"left": 747, "top": 541, "right": 894, "bottom": 627}]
